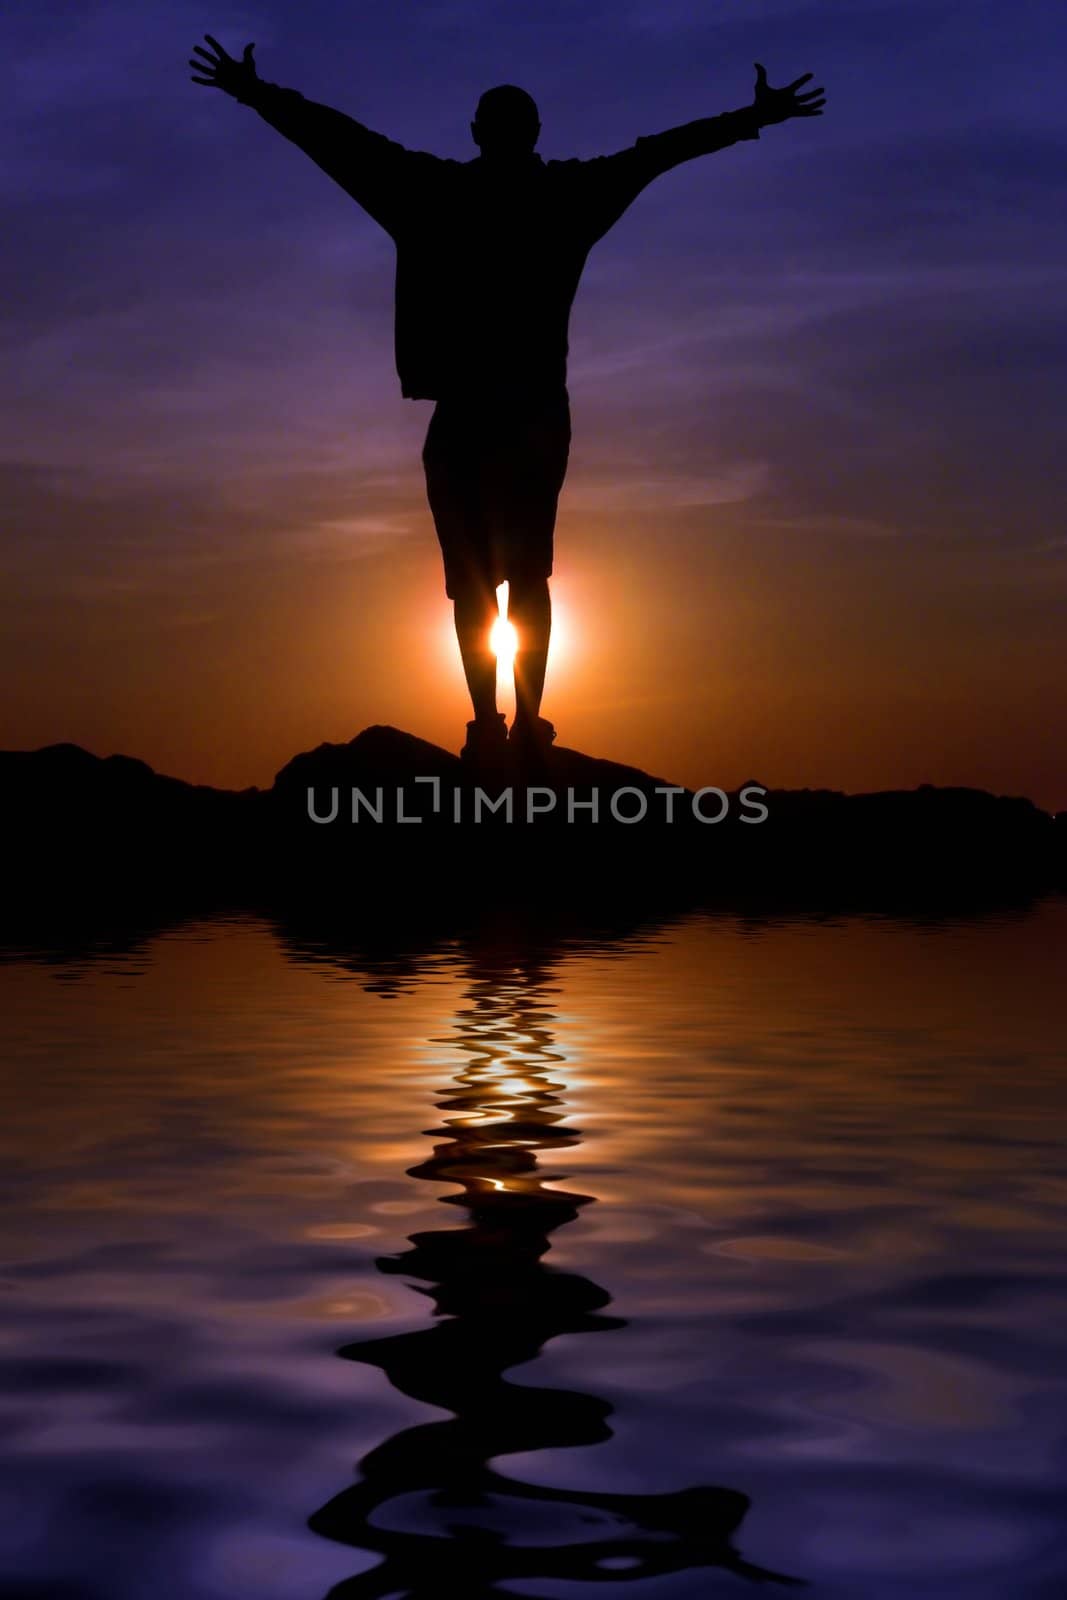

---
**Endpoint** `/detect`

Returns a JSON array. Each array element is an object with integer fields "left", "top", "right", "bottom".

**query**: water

[{"left": 1, "top": 901, "right": 1066, "bottom": 1598}]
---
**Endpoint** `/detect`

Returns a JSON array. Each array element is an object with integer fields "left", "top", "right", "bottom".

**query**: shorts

[{"left": 421, "top": 388, "right": 571, "bottom": 598}]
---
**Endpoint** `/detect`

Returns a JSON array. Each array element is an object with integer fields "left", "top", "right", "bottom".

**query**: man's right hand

[{"left": 189, "top": 34, "right": 259, "bottom": 100}]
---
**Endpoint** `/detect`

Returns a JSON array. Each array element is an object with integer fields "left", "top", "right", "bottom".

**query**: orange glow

[{"left": 8, "top": 491, "right": 1063, "bottom": 808}]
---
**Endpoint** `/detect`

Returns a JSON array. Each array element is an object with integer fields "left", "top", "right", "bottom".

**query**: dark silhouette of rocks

[{"left": 2, "top": 726, "right": 1062, "bottom": 912}]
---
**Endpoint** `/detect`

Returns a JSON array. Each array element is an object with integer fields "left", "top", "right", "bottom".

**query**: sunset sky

[{"left": 5, "top": 0, "right": 1066, "bottom": 806}]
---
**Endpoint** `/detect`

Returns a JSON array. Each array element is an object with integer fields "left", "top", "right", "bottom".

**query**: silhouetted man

[{"left": 190, "top": 38, "right": 825, "bottom": 762}]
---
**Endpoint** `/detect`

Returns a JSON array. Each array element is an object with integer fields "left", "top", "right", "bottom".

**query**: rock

[{"left": 1, "top": 728, "right": 1062, "bottom": 910}]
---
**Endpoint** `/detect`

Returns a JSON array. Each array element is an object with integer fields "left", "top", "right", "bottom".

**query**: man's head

[{"left": 471, "top": 85, "right": 541, "bottom": 159}]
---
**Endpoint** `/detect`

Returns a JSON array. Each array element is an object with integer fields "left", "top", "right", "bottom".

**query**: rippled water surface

[{"left": 2, "top": 901, "right": 1066, "bottom": 1599}]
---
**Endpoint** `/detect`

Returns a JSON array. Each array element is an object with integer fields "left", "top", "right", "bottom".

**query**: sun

[
  {"left": 490, "top": 607, "right": 518, "bottom": 671},
  {"left": 490, "top": 592, "right": 518, "bottom": 704}
]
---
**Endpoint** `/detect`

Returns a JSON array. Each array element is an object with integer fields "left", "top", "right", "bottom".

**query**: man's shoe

[
  {"left": 509, "top": 714, "right": 557, "bottom": 773},
  {"left": 460, "top": 712, "right": 509, "bottom": 765}
]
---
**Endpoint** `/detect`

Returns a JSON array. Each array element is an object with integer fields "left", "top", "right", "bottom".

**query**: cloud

[
  {"left": 565, "top": 461, "right": 770, "bottom": 512},
  {"left": 747, "top": 512, "right": 904, "bottom": 541},
  {"left": 0, "top": 453, "right": 423, "bottom": 601},
  {"left": 623, "top": 0, "right": 891, "bottom": 30}
]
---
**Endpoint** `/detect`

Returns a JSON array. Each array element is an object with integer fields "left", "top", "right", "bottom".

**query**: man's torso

[{"left": 391, "top": 156, "right": 595, "bottom": 401}]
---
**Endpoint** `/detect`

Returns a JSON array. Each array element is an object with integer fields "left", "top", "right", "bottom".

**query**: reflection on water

[
  {"left": 307, "top": 939, "right": 795, "bottom": 1594},
  {"left": 1, "top": 901, "right": 1066, "bottom": 1599}
]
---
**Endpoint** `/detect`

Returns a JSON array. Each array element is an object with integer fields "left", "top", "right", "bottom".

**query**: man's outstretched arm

[
  {"left": 633, "top": 63, "right": 825, "bottom": 168},
  {"left": 582, "top": 63, "right": 826, "bottom": 240},
  {"left": 188, "top": 35, "right": 420, "bottom": 236}
]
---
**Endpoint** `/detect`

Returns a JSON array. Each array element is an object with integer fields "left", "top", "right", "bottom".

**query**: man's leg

[
  {"left": 508, "top": 575, "right": 551, "bottom": 727},
  {"left": 453, "top": 577, "right": 499, "bottom": 723},
  {"left": 423, "top": 401, "right": 500, "bottom": 736},
  {"left": 495, "top": 391, "right": 569, "bottom": 745}
]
